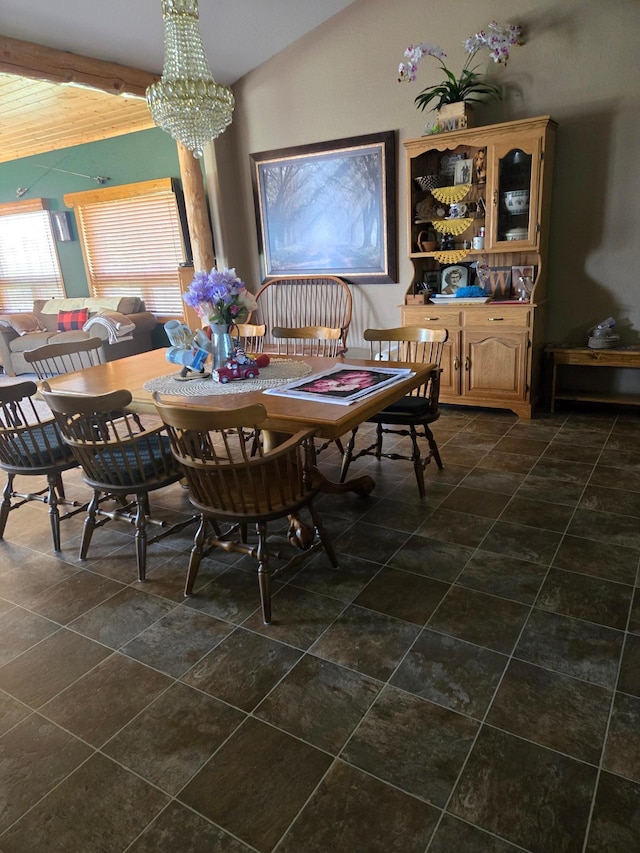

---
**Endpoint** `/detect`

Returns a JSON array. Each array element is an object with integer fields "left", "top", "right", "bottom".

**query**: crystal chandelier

[{"left": 146, "top": 0, "right": 234, "bottom": 157}]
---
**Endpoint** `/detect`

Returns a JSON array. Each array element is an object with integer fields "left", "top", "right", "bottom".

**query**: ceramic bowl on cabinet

[
  {"left": 503, "top": 190, "right": 529, "bottom": 214},
  {"left": 505, "top": 227, "right": 528, "bottom": 241}
]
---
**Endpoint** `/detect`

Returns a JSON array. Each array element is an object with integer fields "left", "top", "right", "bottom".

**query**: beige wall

[{"left": 207, "top": 0, "right": 640, "bottom": 355}]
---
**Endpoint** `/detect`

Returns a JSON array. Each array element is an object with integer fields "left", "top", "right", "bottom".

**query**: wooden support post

[
  {"left": 176, "top": 142, "right": 216, "bottom": 329},
  {"left": 178, "top": 264, "right": 201, "bottom": 330},
  {"left": 177, "top": 142, "right": 215, "bottom": 272}
]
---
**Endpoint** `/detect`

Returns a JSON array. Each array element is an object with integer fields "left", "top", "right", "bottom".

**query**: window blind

[
  {"left": 67, "top": 180, "right": 187, "bottom": 316},
  {"left": 0, "top": 199, "right": 66, "bottom": 312}
]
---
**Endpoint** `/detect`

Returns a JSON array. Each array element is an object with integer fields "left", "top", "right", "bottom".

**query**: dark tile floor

[{"left": 1, "top": 404, "right": 640, "bottom": 852}]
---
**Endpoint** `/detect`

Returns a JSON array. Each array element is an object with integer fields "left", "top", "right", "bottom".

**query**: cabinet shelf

[
  {"left": 410, "top": 249, "right": 484, "bottom": 259},
  {"left": 414, "top": 216, "right": 485, "bottom": 225}
]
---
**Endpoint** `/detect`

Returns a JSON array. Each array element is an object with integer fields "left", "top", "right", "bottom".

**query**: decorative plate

[{"left": 431, "top": 184, "right": 472, "bottom": 205}]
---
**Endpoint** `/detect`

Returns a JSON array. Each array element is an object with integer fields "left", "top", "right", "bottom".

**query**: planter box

[{"left": 423, "top": 102, "right": 475, "bottom": 135}]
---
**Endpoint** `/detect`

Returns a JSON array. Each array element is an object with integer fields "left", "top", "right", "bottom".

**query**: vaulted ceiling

[
  {"left": 1, "top": 0, "right": 357, "bottom": 164},
  {"left": 0, "top": 72, "right": 155, "bottom": 163}
]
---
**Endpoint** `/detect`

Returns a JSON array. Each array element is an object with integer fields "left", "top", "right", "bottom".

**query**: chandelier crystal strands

[{"left": 146, "top": 0, "right": 235, "bottom": 157}]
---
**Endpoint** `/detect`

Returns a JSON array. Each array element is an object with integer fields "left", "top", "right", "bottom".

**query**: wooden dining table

[{"left": 45, "top": 348, "right": 437, "bottom": 500}]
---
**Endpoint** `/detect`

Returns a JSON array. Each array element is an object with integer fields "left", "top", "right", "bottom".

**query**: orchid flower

[{"left": 398, "top": 21, "right": 523, "bottom": 113}]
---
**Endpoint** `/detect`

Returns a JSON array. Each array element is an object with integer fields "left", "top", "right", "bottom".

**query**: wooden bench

[{"left": 545, "top": 345, "right": 640, "bottom": 411}]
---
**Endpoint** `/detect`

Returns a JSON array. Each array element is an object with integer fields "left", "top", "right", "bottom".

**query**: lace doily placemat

[{"left": 143, "top": 358, "right": 313, "bottom": 397}]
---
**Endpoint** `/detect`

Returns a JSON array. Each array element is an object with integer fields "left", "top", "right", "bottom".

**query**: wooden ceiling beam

[{"left": 0, "top": 35, "right": 159, "bottom": 99}]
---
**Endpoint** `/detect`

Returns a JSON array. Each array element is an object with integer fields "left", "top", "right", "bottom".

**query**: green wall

[{"left": 0, "top": 128, "right": 182, "bottom": 297}]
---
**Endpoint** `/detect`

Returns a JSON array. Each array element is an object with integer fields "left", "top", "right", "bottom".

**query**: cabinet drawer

[
  {"left": 402, "top": 307, "right": 462, "bottom": 327},
  {"left": 463, "top": 306, "right": 531, "bottom": 328}
]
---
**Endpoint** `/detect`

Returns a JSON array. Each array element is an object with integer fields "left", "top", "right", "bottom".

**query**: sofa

[{"left": 0, "top": 296, "right": 157, "bottom": 376}]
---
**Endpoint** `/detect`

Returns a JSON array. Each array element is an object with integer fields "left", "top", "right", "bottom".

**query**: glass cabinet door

[{"left": 488, "top": 136, "right": 542, "bottom": 248}]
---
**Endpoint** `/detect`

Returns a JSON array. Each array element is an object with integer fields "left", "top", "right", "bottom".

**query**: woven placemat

[{"left": 143, "top": 358, "right": 313, "bottom": 397}]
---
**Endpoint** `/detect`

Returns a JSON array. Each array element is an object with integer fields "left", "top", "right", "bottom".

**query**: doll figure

[{"left": 474, "top": 148, "right": 487, "bottom": 185}]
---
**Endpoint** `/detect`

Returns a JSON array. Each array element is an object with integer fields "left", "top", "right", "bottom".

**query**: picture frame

[
  {"left": 440, "top": 264, "right": 469, "bottom": 294},
  {"left": 454, "top": 158, "right": 473, "bottom": 185},
  {"left": 423, "top": 270, "right": 440, "bottom": 293},
  {"left": 250, "top": 131, "right": 397, "bottom": 284},
  {"left": 511, "top": 265, "right": 536, "bottom": 287},
  {"left": 439, "top": 153, "right": 463, "bottom": 181}
]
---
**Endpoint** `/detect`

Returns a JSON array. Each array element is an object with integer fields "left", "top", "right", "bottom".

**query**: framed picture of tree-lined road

[{"left": 250, "top": 131, "right": 397, "bottom": 284}]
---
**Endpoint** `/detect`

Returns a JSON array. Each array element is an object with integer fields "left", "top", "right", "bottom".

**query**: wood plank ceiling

[{"left": 0, "top": 72, "right": 155, "bottom": 164}]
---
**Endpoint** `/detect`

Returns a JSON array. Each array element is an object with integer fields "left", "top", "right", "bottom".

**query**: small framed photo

[
  {"left": 439, "top": 153, "right": 464, "bottom": 182},
  {"left": 454, "top": 158, "right": 473, "bottom": 185},
  {"left": 441, "top": 264, "right": 469, "bottom": 294},
  {"left": 511, "top": 265, "right": 536, "bottom": 286},
  {"left": 423, "top": 270, "right": 440, "bottom": 293}
]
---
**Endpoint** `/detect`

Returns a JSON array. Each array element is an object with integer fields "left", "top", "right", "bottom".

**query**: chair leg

[
  {"left": 79, "top": 490, "right": 100, "bottom": 560},
  {"left": 134, "top": 493, "right": 148, "bottom": 582},
  {"left": 185, "top": 514, "right": 206, "bottom": 595},
  {"left": 409, "top": 426, "right": 426, "bottom": 499},
  {"left": 424, "top": 424, "right": 443, "bottom": 469},
  {"left": 375, "top": 423, "right": 384, "bottom": 459},
  {"left": 51, "top": 471, "right": 66, "bottom": 501},
  {"left": 46, "top": 474, "right": 62, "bottom": 552},
  {"left": 309, "top": 503, "right": 338, "bottom": 570},
  {"left": 339, "top": 427, "right": 358, "bottom": 483},
  {"left": 256, "top": 521, "right": 272, "bottom": 624},
  {"left": 0, "top": 474, "right": 14, "bottom": 539},
  {"left": 250, "top": 428, "right": 262, "bottom": 457}
]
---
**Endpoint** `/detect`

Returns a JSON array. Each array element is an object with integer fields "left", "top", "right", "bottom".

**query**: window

[
  {"left": 0, "top": 199, "right": 66, "bottom": 312},
  {"left": 65, "top": 178, "right": 190, "bottom": 316}
]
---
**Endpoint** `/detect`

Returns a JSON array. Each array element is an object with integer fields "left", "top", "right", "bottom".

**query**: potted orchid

[
  {"left": 183, "top": 267, "right": 257, "bottom": 329},
  {"left": 398, "top": 21, "right": 523, "bottom": 115}
]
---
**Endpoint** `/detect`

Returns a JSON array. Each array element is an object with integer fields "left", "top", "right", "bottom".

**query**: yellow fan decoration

[
  {"left": 431, "top": 184, "right": 471, "bottom": 204},
  {"left": 433, "top": 249, "right": 470, "bottom": 264},
  {"left": 431, "top": 217, "right": 473, "bottom": 236}
]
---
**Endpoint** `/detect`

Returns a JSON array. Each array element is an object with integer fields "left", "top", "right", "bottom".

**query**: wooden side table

[{"left": 545, "top": 345, "right": 640, "bottom": 411}]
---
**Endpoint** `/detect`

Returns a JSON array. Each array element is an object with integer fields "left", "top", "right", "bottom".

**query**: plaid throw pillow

[{"left": 57, "top": 308, "right": 89, "bottom": 331}]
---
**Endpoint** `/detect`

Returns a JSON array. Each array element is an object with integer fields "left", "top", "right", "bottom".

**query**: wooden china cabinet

[{"left": 401, "top": 116, "right": 557, "bottom": 418}]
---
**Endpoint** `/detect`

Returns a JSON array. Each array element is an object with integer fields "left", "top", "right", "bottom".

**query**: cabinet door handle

[
  {"left": 453, "top": 356, "right": 459, "bottom": 370},
  {"left": 493, "top": 189, "right": 498, "bottom": 206},
  {"left": 464, "top": 356, "right": 470, "bottom": 371},
  {"left": 487, "top": 317, "right": 504, "bottom": 321},
  {"left": 424, "top": 316, "right": 440, "bottom": 321}
]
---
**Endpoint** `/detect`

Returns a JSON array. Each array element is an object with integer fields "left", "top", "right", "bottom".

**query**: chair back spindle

[
  {"left": 272, "top": 325, "right": 343, "bottom": 358},
  {"left": 24, "top": 338, "right": 105, "bottom": 379},
  {"left": 233, "top": 323, "right": 266, "bottom": 355},
  {"left": 253, "top": 276, "right": 352, "bottom": 354}
]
